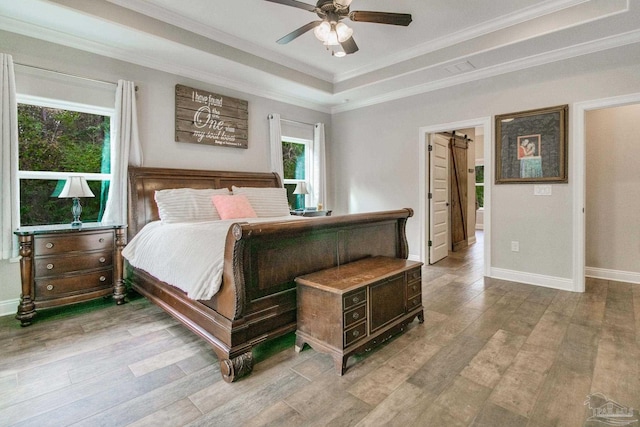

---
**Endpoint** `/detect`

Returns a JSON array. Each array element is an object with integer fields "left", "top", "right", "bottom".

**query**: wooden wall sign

[{"left": 175, "top": 84, "right": 248, "bottom": 148}]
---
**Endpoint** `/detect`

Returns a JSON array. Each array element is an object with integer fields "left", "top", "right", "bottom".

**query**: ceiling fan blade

[
  {"left": 264, "top": 0, "right": 316, "bottom": 12},
  {"left": 349, "top": 11, "right": 412, "bottom": 26},
  {"left": 277, "top": 21, "right": 322, "bottom": 44},
  {"left": 341, "top": 36, "right": 359, "bottom": 54}
]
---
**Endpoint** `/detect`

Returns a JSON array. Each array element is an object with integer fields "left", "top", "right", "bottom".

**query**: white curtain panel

[
  {"left": 268, "top": 113, "right": 284, "bottom": 181},
  {"left": 0, "top": 53, "right": 19, "bottom": 260},
  {"left": 102, "top": 80, "right": 143, "bottom": 225},
  {"left": 311, "top": 122, "right": 326, "bottom": 209}
]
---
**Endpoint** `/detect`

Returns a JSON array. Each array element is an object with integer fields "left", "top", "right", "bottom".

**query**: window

[
  {"left": 475, "top": 163, "right": 484, "bottom": 209},
  {"left": 17, "top": 96, "right": 113, "bottom": 226},
  {"left": 282, "top": 137, "right": 310, "bottom": 210}
]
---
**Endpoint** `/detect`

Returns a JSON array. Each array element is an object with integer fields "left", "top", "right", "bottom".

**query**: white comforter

[{"left": 122, "top": 216, "right": 301, "bottom": 300}]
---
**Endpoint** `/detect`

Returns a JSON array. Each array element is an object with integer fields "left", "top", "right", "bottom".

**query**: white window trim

[
  {"left": 16, "top": 94, "right": 115, "bottom": 185},
  {"left": 282, "top": 136, "right": 313, "bottom": 207},
  {"left": 16, "top": 95, "right": 115, "bottom": 226}
]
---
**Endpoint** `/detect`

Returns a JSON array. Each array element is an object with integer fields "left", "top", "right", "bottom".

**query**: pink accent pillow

[{"left": 212, "top": 194, "right": 257, "bottom": 220}]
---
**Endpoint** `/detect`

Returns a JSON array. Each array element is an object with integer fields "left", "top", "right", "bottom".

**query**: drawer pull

[
  {"left": 412, "top": 284, "right": 417, "bottom": 292},
  {"left": 352, "top": 296, "right": 360, "bottom": 304},
  {"left": 46, "top": 263, "right": 54, "bottom": 270},
  {"left": 99, "top": 257, "right": 106, "bottom": 263},
  {"left": 99, "top": 238, "right": 105, "bottom": 243},
  {"left": 99, "top": 276, "right": 106, "bottom": 282},
  {"left": 46, "top": 284, "right": 54, "bottom": 291},
  {"left": 45, "top": 242, "right": 54, "bottom": 249},
  {"left": 352, "top": 312, "right": 359, "bottom": 320},
  {"left": 352, "top": 330, "right": 360, "bottom": 337}
]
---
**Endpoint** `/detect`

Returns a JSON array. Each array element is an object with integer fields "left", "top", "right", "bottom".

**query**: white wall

[
  {"left": 331, "top": 43, "right": 640, "bottom": 288},
  {"left": 585, "top": 104, "right": 640, "bottom": 282},
  {"left": 0, "top": 31, "right": 331, "bottom": 313}
]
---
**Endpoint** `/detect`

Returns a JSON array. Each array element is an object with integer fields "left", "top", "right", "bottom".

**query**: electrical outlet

[{"left": 511, "top": 241, "right": 519, "bottom": 252}]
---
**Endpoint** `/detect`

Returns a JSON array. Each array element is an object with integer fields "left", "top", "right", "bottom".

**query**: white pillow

[
  {"left": 155, "top": 188, "right": 230, "bottom": 223},
  {"left": 231, "top": 186, "right": 291, "bottom": 217}
]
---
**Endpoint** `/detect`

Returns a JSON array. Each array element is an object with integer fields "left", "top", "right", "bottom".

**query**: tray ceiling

[{"left": 1, "top": 0, "right": 639, "bottom": 112}]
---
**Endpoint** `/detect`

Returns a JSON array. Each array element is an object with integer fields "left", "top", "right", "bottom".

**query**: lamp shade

[
  {"left": 58, "top": 176, "right": 95, "bottom": 199},
  {"left": 293, "top": 182, "right": 309, "bottom": 195}
]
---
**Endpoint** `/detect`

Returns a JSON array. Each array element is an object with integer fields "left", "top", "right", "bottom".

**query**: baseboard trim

[
  {"left": 490, "top": 267, "right": 576, "bottom": 292},
  {"left": 585, "top": 267, "right": 640, "bottom": 284},
  {"left": 0, "top": 298, "right": 18, "bottom": 318}
]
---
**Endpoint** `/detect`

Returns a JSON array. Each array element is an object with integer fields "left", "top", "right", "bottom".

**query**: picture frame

[{"left": 495, "top": 104, "right": 568, "bottom": 184}]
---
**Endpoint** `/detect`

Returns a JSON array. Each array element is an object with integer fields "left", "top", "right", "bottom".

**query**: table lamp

[
  {"left": 58, "top": 176, "right": 95, "bottom": 227},
  {"left": 293, "top": 182, "right": 309, "bottom": 210}
]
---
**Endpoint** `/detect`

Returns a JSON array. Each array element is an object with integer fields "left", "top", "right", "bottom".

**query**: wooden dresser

[
  {"left": 14, "top": 223, "right": 126, "bottom": 326},
  {"left": 295, "top": 256, "right": 423, "bottom": 375}
]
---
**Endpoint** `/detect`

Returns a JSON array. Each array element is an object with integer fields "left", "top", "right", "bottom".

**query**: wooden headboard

[{"left": 127, "top": 167, "right": 282, "bottom": 239}]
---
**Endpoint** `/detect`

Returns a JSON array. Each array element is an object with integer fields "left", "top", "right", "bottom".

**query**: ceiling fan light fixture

[
  {"left": 335, "top": 22, "right": 353, "bottom": 42},
  {"left": 333, "top": 0, "right": 352, "bottom": 10},
  {"left": 323, "top": 28, "right": 340, "bottom": 46},
  {"left": 314, "top": 21, "right": 331, "bottom": 42}
]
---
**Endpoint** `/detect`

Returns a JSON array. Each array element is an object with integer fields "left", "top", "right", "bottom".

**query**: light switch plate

[{"left": 534, "top": 185, "right": 552, "bottom": 196}]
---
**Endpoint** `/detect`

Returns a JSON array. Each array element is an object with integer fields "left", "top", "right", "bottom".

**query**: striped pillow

[
  {"left": 231, "top": 186, "right": 290, "bottom": 217},
  {"left": 155, "top": 188, "right": 230, "bottom": 223}
]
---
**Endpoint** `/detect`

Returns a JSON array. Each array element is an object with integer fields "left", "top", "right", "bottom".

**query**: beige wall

[
  {"left": 331, "top": 42, "right": 640, "bottom": 282},
  {"left": 586, "top": 104, "right": 640, "bottom": 276},
  {"left": 0, "top": 31, "right": 331, "bottom": 312}
]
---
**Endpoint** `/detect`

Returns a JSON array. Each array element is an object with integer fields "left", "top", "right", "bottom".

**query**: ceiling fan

[{"left": 265, "top": 0, "right": 412, "bottom": 57}]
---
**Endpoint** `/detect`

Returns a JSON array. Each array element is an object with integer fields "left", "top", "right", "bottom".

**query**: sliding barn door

[
  {"left": 428, "top": 133, "right": 449, "bottom": 264},
  {"left": 450, "top": 136, "right": 468, "bottom": 252}
]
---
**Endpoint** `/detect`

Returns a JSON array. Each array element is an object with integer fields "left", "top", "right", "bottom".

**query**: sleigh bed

[{"left": 124, "top": 166, "right": 413, "bottom": 382}]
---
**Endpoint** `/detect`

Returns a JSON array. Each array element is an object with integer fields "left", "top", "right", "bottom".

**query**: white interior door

[{"left": 429, "top": 133, "right": 449, "bottom": 264}]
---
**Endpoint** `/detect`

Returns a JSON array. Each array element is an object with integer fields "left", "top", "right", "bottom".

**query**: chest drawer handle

[
  {"left": 352, "top": 312, "right": 359, "bottom": 320},
  {"left": 99, "top": 238, "right": 105, "bottom": 243},
  {"left": 352, "top": 296, "right": 359, "bottom": 304},
  {"left": 99, "top": 257, "right": 106, "bottom": 263},
  {"left": 46, "top": 284, "right": 54, "bottom": 291},
  {"left": 46, "top": 263, "right": 54, "bottom": 270},
  {"left": 412, "top": 284, "right": 418, "bottom": 292},
  {"left": 45, "top": 242, "right": 54, "bottom": 249},
  {"left": 99, "top": 276, "right": 106, "bottom": 282},
  {"left": 352, "top": 330, "right": 360, "bottom": 337}
]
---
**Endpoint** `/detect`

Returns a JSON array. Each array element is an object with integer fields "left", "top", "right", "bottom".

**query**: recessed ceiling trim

[
  {"left": 333, "top": 0, "right": 593, "bottom": 83},
  {"left": 331, "top": 27, "right": 640, "bottom": 114},
  {"left": 105, "top": 0, "right": 335, "bottom": 83},
  {"left": 0, "top": 15, "right": 332, "bottom": 113}
]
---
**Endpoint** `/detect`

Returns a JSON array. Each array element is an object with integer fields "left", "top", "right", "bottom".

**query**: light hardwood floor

[{"left": 1, "top": 232, "right": 639, "bottom": 426}]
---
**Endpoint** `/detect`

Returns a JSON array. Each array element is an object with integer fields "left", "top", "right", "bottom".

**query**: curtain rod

[
  {"left": 268, "top": 114, "right": 315, "bottom": 127},
  {"left": 14, "top": 62, "right": 137, "bottom": 91}
]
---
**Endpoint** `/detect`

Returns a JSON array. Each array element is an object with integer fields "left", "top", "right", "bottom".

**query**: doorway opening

[
  {"left": 419, "top": 117, "right": 491, "bottom": 277},
  {"left": 572, "top": 93, "right": 640, "bottom": 292}
]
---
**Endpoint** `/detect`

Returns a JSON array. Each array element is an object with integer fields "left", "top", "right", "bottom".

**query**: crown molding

[
  {"left": 0, "top": 15, "right": 332, "bottom": 113},
  {"left": 333, "top": 0, "right": 591, "bottom": 83},
  {"left": 105, "top": 0, "right": 334, "bottom": 83},
  {"left": 330, "top": 28, "right": 640, "bottom": 113}
]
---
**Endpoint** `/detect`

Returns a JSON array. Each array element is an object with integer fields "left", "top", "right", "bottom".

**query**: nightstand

[{"left": 14, "top": 223, "right": 126, "bottom": 326}]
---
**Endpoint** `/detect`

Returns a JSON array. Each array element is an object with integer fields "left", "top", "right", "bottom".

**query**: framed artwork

[{"left": 495, "top": 105, "right": 568, "bottom": 184}]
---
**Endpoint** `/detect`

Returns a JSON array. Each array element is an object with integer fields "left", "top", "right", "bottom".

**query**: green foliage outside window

[
  {"left": 18, "top": 105, "right": 110, "bottom": 226},
  {"left": 282, "top": 140, "right": 306, "bottom": 209},
  {"left": 475, "top": 165, "right": 484, "bottom": 208}
]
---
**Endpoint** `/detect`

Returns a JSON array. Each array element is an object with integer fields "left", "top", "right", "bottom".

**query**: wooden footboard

[{"left": 126, "top": 167, "right": 413, "bottom": 382}]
